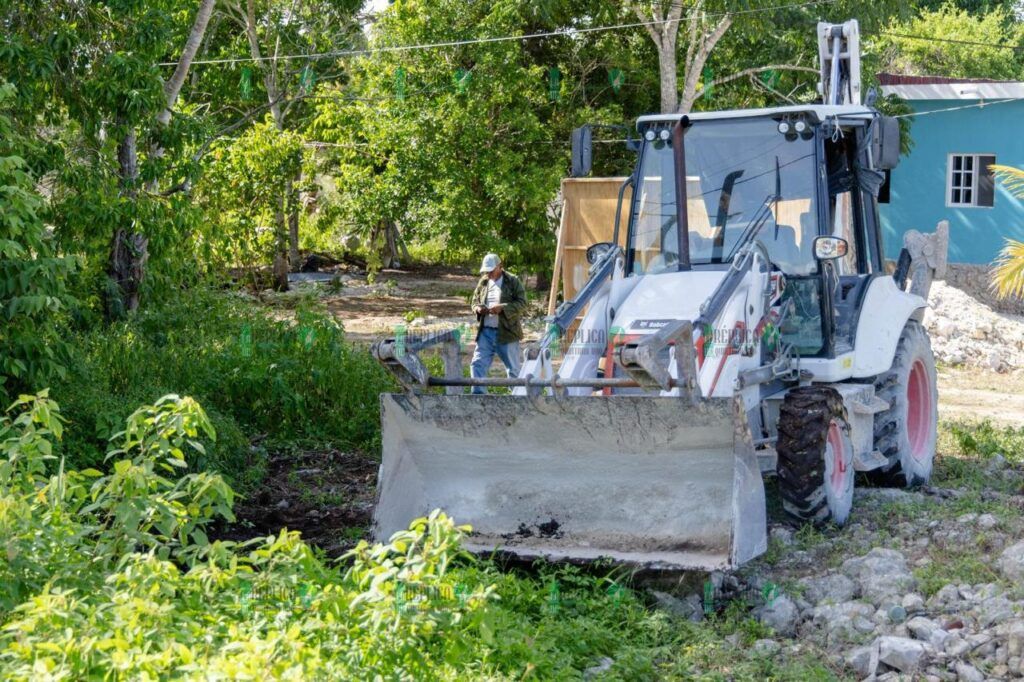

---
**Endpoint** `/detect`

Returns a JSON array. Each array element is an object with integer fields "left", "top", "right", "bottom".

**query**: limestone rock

[
  {"left": 876, "top": 636, "right": 928, "bottom": 673},
  {"left": 841, "top": 548, "right": 917, "bottom": 605}
]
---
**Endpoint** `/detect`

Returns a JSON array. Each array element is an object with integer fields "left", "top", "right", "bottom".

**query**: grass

[
  {"left": 51, "top": 287, "right": 395, "bottom": 490},
  {"left": 915, "top": 546, "right": 1004, "bottom": 598}
]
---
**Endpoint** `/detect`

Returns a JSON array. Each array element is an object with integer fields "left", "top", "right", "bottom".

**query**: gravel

[{"left": 924, "top": 280, "right": 1024, "bottom": 371}]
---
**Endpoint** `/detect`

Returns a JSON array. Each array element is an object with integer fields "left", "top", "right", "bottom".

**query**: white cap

[{"left": 479, "top": 253, "right": 501, "bottom": 273}]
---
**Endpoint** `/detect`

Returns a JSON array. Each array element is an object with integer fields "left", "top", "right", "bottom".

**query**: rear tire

[
  {"left": 777, "top": 386, "right": 855, "bottom": 526},
  {"left": 866, "top": 321, "right": 938, "bottom": 487}
]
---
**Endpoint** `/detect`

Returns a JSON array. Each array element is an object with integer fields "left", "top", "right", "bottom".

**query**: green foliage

[
  {"left": 989, "top": 165, "right": 1024, "bottom": 299},
  {"left": 0, "top": 83, "right": 76, "bottom": 399},
  {"left": 54, "top": 289, "right": 394, "bottom": 484},
  {"left": 309, "top": 0, "right": 579, "bottom": 271},
  {"left": 878, "top": 4, "right": 1024, "bottom": 79},
  {"left": 196, "top": 118, "right": 307, "bottom": 276},
  {"left": 0, "top": 0, "right": 212, "bottom": 308},
  {"left": 0, "top": 393, "right": 233, "bottom": 612}
]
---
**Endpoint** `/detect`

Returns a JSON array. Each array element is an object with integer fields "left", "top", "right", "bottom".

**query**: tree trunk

[
  {"left": 149, "top": 0, "right": 217, "bottom": 193},
  {"left": 273, "top": 193, "right": 290, "bottom": 291},
  {"left": 633, "top": 1, "right": 732, "bottom": 114},
  {"left": 245, "top": 0, "right": 283, "bottom": 125},
  {"left": 658, "top": 47, "right": 679, "bottom": 115},
  {"left": 107, "top": 129, "right": 149, "bottom": 318},
  {"left": 677, "top": 14, "right": 732, "bottom": 113},
  {"left": 159, "top": 0, "right": 217, "bottom": 126},
  {"left": 636, "top": 2, "right": 683, "bottom": 114},
  {"left": 286, "top": 175, "right": 301, "bottom": 271},
  {"left": 384, "top": 221, "right": 400, "bottom": 269}
]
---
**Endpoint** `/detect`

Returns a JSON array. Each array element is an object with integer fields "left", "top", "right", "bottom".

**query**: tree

[
  {"left": 216, "top": 0, "right": 363, "bottom": 286},
  {"left": 197, "top": 118, "right": 306, "bottom": 288},
  {"left": 0, "top": 0, "right": 218, "bottom": 316},
  {"left": 0, "top": 83, "right": 75, "bottom": 397},
  {"left": 632, "top": 0, "right": 821, "bottom": 113},
  {"left": 878, "top": 4, "right": 1024, "bottom": 80},
  {"left": 310, "top": 0, "right": 568, "bottom": 272},
  {"left": 631, "top": 0, "right": 910, "bottom": 114}
]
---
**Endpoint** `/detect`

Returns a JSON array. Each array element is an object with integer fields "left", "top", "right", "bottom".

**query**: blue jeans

[{"left": 471, "top": 327, "right": 521, "bottom": 394}]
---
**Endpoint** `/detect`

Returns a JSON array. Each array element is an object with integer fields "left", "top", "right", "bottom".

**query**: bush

[
  {"left": 54, "top": 288, "right": 394, "bottom": 486},
  {"left": 0, "top": 393, "right": 493, "bottom": 679}
]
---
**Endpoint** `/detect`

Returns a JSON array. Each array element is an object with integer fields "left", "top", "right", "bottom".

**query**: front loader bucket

[{"left": 372, "top": 394, "right": 767, "bottom": 571}]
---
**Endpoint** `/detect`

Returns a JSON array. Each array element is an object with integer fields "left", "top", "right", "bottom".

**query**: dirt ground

[
  {"left": 321, "top": 264, "right": 482, "bottom": 343},
  {"left": 218, "top": 448, "right": 378, "bottom": 558},
  {"left": 938, "top": 367, "right": 1024, "bottom": 427}
]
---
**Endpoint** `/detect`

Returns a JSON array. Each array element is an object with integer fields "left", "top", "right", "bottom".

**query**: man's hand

[
  {"left": 473, "top": 305, "right": 487, "bottom": 315},
  {"left": 488, "top": 304, "right": 505, "bottom": 315}
]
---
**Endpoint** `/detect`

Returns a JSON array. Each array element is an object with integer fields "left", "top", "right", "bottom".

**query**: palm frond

[
  {"left": 990, "top": 164, "right": 1024, "bottom": 197},
  {"left": 992, "top": 238, "right": 1024, "bottom": 300}
]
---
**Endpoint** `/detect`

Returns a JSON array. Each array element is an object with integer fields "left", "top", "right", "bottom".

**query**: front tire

[
  {"left": 777, "top": 386, "right": 855, "bottom": 526},
  {"left": 867, "top": 321, "right": 938, "bottom": 487}
]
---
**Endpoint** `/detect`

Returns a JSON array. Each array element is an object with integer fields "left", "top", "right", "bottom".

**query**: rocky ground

[{"left": 649, "top": 451, "right": 1024, "bottom": 681}]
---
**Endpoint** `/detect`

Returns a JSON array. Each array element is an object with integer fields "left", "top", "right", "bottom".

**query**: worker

[{"left": 470, "top": 253, "right": 527, "bottom": 394}]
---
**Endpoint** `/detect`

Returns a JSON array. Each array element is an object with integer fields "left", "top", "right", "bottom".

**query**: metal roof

[
  {"left": 636, "top": 104, "right": 876, "bottom": 127},
  {"left": 877, "top": 72, "right": 1024, "bottom": 100},
  {"left": 877, "top": 72, "right": 1015, "bottom": 86}
]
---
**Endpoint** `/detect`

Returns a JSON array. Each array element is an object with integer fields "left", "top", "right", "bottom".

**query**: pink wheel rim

[
  {"left": 827, "top": 419, "right": 847, "bottom": 490},
  {"left": 907, "top": 359, "right": 931, "bottom": 461}
]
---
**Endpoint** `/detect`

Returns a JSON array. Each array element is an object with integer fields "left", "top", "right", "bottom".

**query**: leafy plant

[{"left": 0, "top": 83, "right": 75, "bottom": 399}]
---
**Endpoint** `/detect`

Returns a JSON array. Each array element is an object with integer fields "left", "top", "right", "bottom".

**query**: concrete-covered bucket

[{"left": 372, "top": 393, "right": 768, "bottom": 571}]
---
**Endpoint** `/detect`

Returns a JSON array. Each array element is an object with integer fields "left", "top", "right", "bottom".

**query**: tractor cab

[{"left": 626, "top": 105, "right": 900, "bottom": 361}]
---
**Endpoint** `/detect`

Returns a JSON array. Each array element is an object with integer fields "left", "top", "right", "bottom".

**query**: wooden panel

[{"left": 555, "top": 177, "right": 632, "bottom": 305}]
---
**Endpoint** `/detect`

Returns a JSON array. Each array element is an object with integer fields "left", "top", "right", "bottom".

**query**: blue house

[{"left": 878, "top": 73, "right": 1024, "bottom": 265}]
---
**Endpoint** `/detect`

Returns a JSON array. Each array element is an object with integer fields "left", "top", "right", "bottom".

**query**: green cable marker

[
  {"left": 608, "top": 67, "right": 624, "bottom": 94},
  {"left": 240, "top": 66, "right": 252, "bottom": 100},
  {"left": 453, "top": 68, "right": 471, "bottom": 94},
  {"left": 548, "top": 67, "right": 561, "bottom": 103},
  {"left": 395, "top": 67, "right": 406, "bottom": 101},
  {"left": 300, "top": 64, "right": 315, "bottom": 90},
  {"left": 702, "top": 66, "right": 714, "bottom": 101}
]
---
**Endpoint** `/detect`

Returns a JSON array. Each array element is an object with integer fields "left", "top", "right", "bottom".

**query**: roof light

[
  {"left": 644, "top": 130, "right": 656, "bottom": 141},
  {"left": 777, "top": 121, "right": 791, "bottom": 134},
  {"left": 794, "top": 120, "right": 808, "bottom": 133},
  {"left": 658, "top": 128, "right": 671, "bottom": 141}
]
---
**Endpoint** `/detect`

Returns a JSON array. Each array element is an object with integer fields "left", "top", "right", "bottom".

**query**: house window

[{"left": 947, "top": 153, "right": 996, "bottom": 208}]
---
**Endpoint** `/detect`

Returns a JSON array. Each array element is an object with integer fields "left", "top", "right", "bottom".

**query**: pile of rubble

[{"left": 924, "top": 280, "right": 1024, "bottom": 373}]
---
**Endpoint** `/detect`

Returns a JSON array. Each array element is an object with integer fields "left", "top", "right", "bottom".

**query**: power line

[
  {"left": 892, "top": 96, "right": 1024, "bottom": 119},
  {"left": 878, "top": 31, "right": 1024, "bottom": 52},
  {"left": 161, "top": 0, "right": 841, "bottom": 67}
]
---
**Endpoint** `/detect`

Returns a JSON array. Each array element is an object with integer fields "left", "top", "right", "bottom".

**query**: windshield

[{"left": 628, "top": 117, "right": 819, "bottom": 276}]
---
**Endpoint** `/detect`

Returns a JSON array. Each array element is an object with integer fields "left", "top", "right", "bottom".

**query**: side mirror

[
  {"left": 586, "top": 241, "right": 616, "bottom": 265},
  {"left": 571, "top": 125, "right": 593, "bottom": 178},
  {"left": 874, "top": 116, "right": 901, "bottom": 170},
  {"left": 814, "top": 236, "right": 848, "bottom": 261}
]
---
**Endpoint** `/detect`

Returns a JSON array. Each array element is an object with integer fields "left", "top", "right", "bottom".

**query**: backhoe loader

[{"left": 370, "top": 20, "right": 946, "bottom": 570}]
